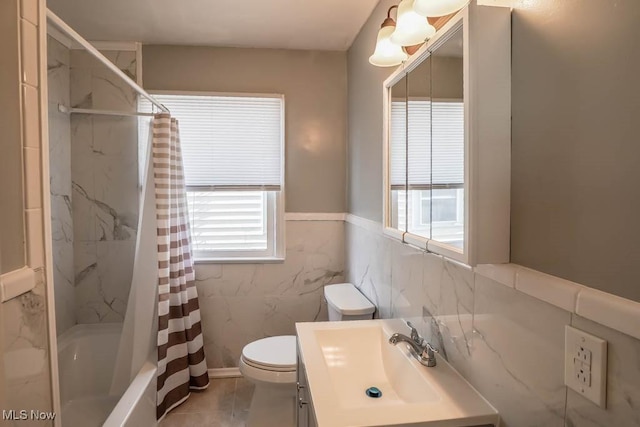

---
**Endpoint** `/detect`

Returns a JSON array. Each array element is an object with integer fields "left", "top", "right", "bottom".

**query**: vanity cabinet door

[
  {"left": 296, "top": 348, "right": 318, "bottom": 427},
  {"left": 296, "top": 349, "right": 309, "bottom": 427}
]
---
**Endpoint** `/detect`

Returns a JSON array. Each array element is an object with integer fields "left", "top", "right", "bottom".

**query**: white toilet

[{"left": 239, "top": 283, "right": 376, "bottom": 427}]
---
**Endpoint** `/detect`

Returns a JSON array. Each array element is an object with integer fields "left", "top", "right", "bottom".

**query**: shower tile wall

[
  {"left": 47, "top": 36, "right": 75, "bottom": 335},
  {"left": 345, "top": 220, "right": 640, "bottom": 427},
  {"left": 70, "top": 49, "right": 139, "bottom": 323},
  {"left": 196, "top": 220, "right": 345, "bottom": 368}
]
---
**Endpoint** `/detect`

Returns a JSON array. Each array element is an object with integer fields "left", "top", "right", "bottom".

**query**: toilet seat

[{"left": 241, "top": 335, "right": 297, "bottom": 372}]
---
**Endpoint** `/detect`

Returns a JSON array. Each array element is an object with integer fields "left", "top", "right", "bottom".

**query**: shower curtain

[{"left": 153, "top": 113, "right": 209, "bottom": 420}]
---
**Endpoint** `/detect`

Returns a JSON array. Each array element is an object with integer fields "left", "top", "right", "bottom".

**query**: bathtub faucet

[{"left": 388, "top": 321, "right": 438, "bottom": 367}]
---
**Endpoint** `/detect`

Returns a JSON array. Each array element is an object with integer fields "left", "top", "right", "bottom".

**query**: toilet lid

[{"left": 242, "top": 336, "right": 297, "bottom": 371}]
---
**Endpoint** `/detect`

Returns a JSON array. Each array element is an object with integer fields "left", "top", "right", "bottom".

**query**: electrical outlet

[
  {"left": 576, "top": 345, "right": 592, "bottom": 365},
  {"left": 565, "top": 326, "right": 607, "bottom": 408},
  {"left": 573, "top": 359, "right": 591, "bottom": 386}
]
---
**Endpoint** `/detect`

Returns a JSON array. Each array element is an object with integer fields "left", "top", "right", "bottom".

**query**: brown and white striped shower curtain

[{"left": 153, "top": 114, "right": 209, "bottom": 420}]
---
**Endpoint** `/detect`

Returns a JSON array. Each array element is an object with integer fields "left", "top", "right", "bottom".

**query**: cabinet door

[
  {"left": 387, "top": 74, "right": 408, "bottom": 235},
  {"left": 429, "top": 26, "right": 465, "bottom": 251},
  {"left": 406, "top": 56, "right": 433, "bottom": 243},
  {"left": 296, "top": 350, "right": 309, "bottom": 427},
  {"left": 383, "top": 2, "right": 511, "bottom": 265}
]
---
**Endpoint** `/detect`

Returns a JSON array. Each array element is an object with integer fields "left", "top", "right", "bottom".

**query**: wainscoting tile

[
  {"left": 565, "top": 315, "right": 640, "bottom": 427},
  {"left": 516, "top": 266, "right": 582, "bottom": 313},
  {"left": 20, "top": 20, "right": 39, "bottom": 87},
  {"left": 423, "top": 255, "right": 475, "bottom": 376},
  {"left": 264, "top": 290, "right": 328, "bottom": 337},
  {"left": 23, "top": 147, "right": 42, "bottom": 209},
  {"left": 195, "top": 221, "right": 344, "bottom": 298},
  {"left": 22, "top": 84, "right": 40, "bottom": 149},
  {"left": 346, "top": 222, "right": 392, "bottom": 318},
  {"left": 390, "top": 240, "right": 424, "bottom": 329},
  {"left": 25, "top": 208, "right": 44, "bottom": 268},
  {"left": 466, "top": 274, "right": 570, "bottom": 427},
  {"left": 20, "top": 0, "right": 38, "bottom": 25},
  {"left": 196, "top": 221, "right": 344, "bottom": 368},
  {"left": 1, "top": 280, "right": 53, "bottom": 424}
]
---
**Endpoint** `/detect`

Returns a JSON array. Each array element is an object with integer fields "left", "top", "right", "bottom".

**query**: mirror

[
  {"left": 384, "top": 10, "right": 510, "bottom": 265},
  {"left": 387, "top": 27, "right": 465, "bottom": 249},
  {"left": 430, "top": 27, "right": 464, "bottom": 249},
  {"left": 406, "top": 57, "right": 432, "bottom": 240},
  {"left": 388, "top": 74, "right": 407, "bottom": 232}
]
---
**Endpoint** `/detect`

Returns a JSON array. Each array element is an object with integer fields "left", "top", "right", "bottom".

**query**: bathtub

[{"left": 57, "top": 323, "right": 157, "bottom": 427}]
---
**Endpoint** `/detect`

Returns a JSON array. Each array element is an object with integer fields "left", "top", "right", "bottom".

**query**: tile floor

[{"left": 160, "top": 377, "right": 254, "bottom": 427}]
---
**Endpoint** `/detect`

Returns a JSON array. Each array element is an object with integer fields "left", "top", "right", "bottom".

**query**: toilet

[{"left": 239, "top": 283, "right": 376, "bottom": 427}]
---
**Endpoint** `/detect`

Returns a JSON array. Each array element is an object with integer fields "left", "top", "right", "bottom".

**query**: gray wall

[
  {"left": 347, "top": 0, "right": 640, "bottom": 302},
  {"left": 142, "top": 45, "right": 347, "bottom": 213},
  {"left": 0, "top": 0, "right": 25, "bottom": 274},
  {"left": 347, "top": 0, "right": 396, "bottom": 222},
  {"left": 510, "top": 0, "right": 640, "bottom": 301}
]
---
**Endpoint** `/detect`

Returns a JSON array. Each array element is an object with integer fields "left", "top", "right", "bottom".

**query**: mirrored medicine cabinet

[{"left": 383, "top": 2, "right": 511, "bottom": 266}]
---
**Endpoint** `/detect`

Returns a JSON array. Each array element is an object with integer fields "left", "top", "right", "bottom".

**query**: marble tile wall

[
  {"left": 565, "top": 316, "right": 640, "bottom": 427},
  {"left": 69, "top": 50, "right": 139, "bottom": 324},
  {"left": 1, "top": 275, "right": 54, "bottom": 426},
  {"left": 47, "top": 35, "right": 76, "bottom": 335},
  {"left": 345, "top": 220, "right": 640, "bottom": 427},
  {"left": 196, "top": 220, "right": 345, "bottom": 369}
]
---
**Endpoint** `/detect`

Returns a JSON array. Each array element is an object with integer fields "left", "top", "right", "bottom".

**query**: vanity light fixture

[
  {"left": 369, "top": 5, "right": 409, "bottom": 67},
  {"left": 413, "top": 0, "right": 469, "bottom": 17},
  {"left": 391, "top": 0, "right": 436, "bottom": 47},
  {"left": 369, "top": 0, "right": 468, "bottom": 67}
]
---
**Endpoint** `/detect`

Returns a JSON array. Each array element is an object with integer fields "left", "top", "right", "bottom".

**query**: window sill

[{"left": 193, "top": 257, "right": 286, "bottom": 265}]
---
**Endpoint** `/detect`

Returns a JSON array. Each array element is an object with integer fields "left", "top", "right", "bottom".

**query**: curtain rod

[
  {"left": 58, "top": 104, "right": 155, "bottom": 117},
  {"left": 46, "top": 9, "right": 169, "bottom": 114}
]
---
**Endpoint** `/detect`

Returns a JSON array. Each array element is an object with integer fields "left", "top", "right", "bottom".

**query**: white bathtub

[{"left": 57, "top": 323, "right": 157, "bottom": 427}]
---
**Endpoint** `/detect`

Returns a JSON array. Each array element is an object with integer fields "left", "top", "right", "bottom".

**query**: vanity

[
  {"left": 295, "top": 319, "right": 499, "bottom": 427},
  {"left": 295, "top": 2, "right": 510, "bottom": 423}
]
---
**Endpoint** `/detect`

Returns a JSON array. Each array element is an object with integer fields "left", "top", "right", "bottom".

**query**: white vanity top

[{"left": 296, "top": 319, "right": 499, "bottom": 427}]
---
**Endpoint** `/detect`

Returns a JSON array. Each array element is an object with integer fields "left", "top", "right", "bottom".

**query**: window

[
  {"left": 389, "top": 99, "right": 464, "bottom": 248},
  {"left": 140, "top": 93, "right": 284, "bottom": 261}
]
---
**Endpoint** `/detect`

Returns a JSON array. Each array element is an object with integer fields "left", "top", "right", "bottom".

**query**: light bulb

[
  {"left": 413, "top": 0, "right": 468, "bottom": 17},
  {"left": 391, "top": 0, "right": 436, "bottom": 46},
  {"left": 369, "top": 25, "right": 409, "bottom": 67}
]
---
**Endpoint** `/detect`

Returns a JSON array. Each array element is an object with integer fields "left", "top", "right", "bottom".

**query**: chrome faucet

[{"left": 389, "top": 321, "right": 438, "bottom": 367}]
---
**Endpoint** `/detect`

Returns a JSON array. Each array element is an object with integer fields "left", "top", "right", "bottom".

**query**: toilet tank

[{"left": 323, "top": 283, "right": 375, "bottom": 321}]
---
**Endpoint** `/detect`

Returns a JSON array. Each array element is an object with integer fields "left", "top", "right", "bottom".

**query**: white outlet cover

[{"left": 565, "top": 325, "right": 607, "bottom": 407}]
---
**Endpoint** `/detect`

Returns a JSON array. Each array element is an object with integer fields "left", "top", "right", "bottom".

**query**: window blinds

[
  {"left": 390, "top": 100, "right": 464, "bottom": 189},
  {"left": 187, "top": 191, "right": 268, "bottom": 253},
  {"left": 390, "top": 101, "right": 408, "bottom": 188},
  {"left": 432, "top": 102, "right": 464, "bottom": 185},
  {"left": 140, "top": 94, "right": 283, "bottom": 191}
]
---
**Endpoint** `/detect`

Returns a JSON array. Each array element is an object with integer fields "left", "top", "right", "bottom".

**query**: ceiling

[{"left": 47, "top": 0, "right": 380, "bottom": 51}]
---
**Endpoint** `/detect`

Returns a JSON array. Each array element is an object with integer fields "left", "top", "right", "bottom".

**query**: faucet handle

[
  {"left": 405, "top": 321, "right": 423, "bottom": 345},
  {"left": 425, "top": 342, "right": 438, "bottom": 355},
  {"left": 421, "top": 342, "right": 439, "bottom": 367}
]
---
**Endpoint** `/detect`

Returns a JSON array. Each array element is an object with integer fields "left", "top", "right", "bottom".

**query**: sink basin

[
  {"left": 314, "top": 325, "right": 439, "bottom": 408},
  {"left": 296, "top": 319, "right": 499, "bottom": 427}
]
